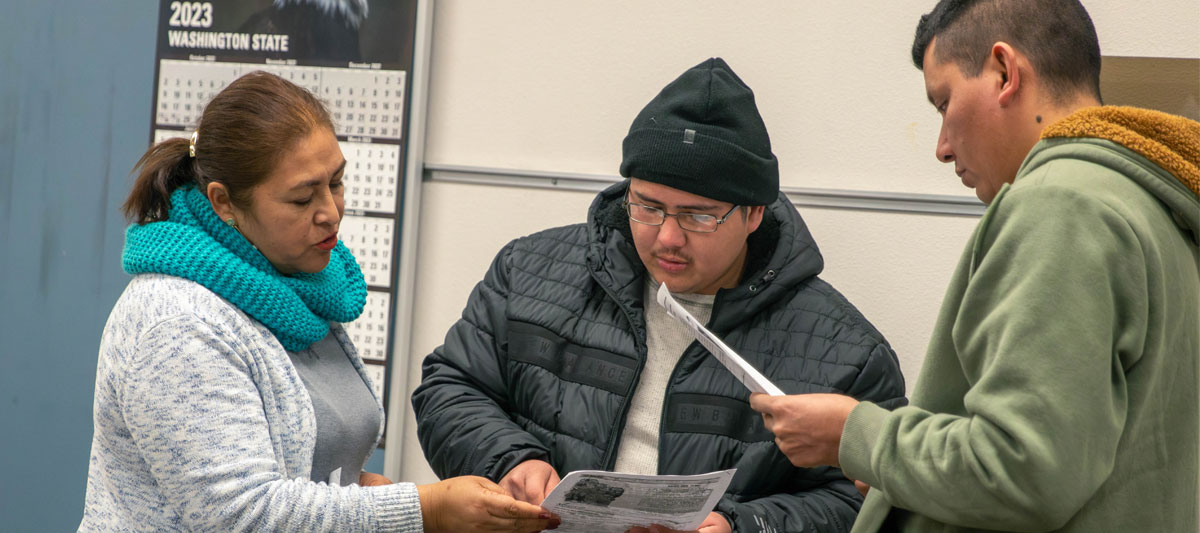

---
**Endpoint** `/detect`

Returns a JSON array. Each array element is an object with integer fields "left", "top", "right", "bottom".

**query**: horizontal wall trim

[{"left": 424, "top": 163, "right": 986, "bottom": 217}]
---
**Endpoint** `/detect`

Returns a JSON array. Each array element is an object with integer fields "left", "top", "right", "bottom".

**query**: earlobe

[{"left": 993, "top": 42, "right": 1021, "bottom": 106}]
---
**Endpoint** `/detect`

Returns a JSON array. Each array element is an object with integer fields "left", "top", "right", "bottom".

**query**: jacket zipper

[{"left": 593, "top": 271, "right": 648, "bottom": 470}]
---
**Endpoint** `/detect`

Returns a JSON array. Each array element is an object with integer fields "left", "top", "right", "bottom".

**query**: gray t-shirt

[{"left": 287, "top": 329, "right": 380, "bottom": 486}]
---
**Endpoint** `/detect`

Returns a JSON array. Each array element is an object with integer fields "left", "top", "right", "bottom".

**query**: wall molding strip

[{"left": 424, "top": 163, "right": 986, "bottom": 217}]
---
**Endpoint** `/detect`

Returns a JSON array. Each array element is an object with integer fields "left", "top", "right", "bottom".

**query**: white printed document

[
  {"left": 656, "top": 283, "right": 785, "bottom": 396},
  {"left": 541, "top": 469, "right": 736, "bottom": 532}
]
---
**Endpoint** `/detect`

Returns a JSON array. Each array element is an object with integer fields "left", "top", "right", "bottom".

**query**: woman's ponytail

[{"left": 121, "top": 137, "right": 198, "bottom": 224}]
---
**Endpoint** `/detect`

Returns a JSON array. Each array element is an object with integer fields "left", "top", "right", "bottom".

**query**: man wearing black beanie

[{"left": 414, "top": 58, "right": 906, "bottom": 533}]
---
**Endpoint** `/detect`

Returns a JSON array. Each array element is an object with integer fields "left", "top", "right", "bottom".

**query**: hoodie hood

[{"left": 1038, "top": 106, "right": 1200, "bottom": 241}]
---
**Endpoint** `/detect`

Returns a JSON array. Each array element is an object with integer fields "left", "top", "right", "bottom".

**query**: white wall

[
  {"left": 1086, "top": 0, "right": 1200, "bottom": 59},
  {"left": 394, "top": 0, "right": 1200, "bottom": 484}
]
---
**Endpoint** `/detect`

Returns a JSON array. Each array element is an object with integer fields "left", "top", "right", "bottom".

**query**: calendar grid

[{"left": 155, "top": 60, "right": 407, "bottom": 140}]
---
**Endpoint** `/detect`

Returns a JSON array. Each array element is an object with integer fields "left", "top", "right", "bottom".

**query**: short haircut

[{"left": 911, "top": 0, "right": 1102, "bottom": 104}]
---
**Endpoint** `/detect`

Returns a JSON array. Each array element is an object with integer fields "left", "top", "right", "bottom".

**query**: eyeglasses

[{"left": 623, "top": 200, "right": 741, "bottom": 233}]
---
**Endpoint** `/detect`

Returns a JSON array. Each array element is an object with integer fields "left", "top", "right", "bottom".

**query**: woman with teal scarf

[{"left": 81, "top": 71, "right": 559, "bottom": 533}]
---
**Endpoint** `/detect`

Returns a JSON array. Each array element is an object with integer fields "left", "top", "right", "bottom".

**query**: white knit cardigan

[{"left": 80, "top": 274, "right": 422, "bottom": 532}]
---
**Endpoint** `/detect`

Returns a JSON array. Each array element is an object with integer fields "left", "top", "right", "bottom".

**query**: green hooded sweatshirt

[{"left": 841, "top": 106, "right": 1200, "bottom": 532}]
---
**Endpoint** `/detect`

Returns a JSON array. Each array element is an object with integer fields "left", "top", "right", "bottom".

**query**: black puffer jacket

[{"left": 413, "top": 182, "right": 906, "bottom": 532}]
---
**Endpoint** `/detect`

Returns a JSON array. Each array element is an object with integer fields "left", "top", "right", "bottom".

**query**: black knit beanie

[{"left": 620, "top": 57, "right": 779, "bottom": 206}]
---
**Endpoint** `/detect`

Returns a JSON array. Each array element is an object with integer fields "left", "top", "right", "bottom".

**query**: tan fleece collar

[{"left": 1041, "top": 106, "right": 1200, "bottom": 196}]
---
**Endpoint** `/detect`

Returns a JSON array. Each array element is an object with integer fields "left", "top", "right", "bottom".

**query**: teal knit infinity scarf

[{"left": 123, "top": 186, "right": 367, "bottom": 351}]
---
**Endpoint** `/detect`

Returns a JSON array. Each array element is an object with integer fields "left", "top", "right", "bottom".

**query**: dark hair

[
  {"left": 123, "top": 71, "right": 334, "bottom": 224},
  {"left": 911, "top": 0, "right": 1102, "bottom": 104}
]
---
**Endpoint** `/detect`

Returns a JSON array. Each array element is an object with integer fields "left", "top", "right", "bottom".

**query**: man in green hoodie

[{"left": 750, "top": 0, "right": 1200, "bottom": 531}]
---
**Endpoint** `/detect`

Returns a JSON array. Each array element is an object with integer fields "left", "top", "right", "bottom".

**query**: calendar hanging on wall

[{"left": 151, "top": 0, "right": 420, "bottom": 446}]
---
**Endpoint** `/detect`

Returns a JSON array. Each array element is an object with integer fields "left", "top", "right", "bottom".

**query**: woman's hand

[
  {"left": 358, "top": 472, "right": 392, "bottom": 486},
  {"left": 418, "top": 476, "right": 561, "bottom": 533}
]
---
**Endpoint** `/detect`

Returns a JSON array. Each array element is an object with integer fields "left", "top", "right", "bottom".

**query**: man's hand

[
  {"left": 417, "top": 475, "right": 560, "bottom": 533},
  {"left": 626, "top": 512, "right": 732, "bottom": 533},
  {"left": 853, "top": 479, "right": 870, "bottom": 497},
  {"left": 498, "top": 459, "right": 561, "bottom": 505},
  {"left": 749, "top": 393, "right": 859, "bottom": 468},
  {"left": 358, "top": 472, "right": 392, "bottom": 486}
]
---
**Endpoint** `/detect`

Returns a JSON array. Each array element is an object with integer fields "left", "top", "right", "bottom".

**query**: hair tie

[{"left": 188, "top": 131, "right": 199, "bottom": 158}]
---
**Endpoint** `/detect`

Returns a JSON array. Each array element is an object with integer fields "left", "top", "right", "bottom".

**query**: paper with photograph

[{"left": 541, "top": 469, "right": 736, "bottom": 532}]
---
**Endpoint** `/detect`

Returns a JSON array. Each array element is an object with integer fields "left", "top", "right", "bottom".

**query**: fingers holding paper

[
  {"left": 749, "top": 392, "right": 859, "bottom": 468},
  {"left": 627, "top": 512, "right": 731, "bottom": 533}
]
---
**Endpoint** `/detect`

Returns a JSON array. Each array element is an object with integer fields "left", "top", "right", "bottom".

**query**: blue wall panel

[{"left": 0, "top": 2, "right": 157, "bottom": 529}]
